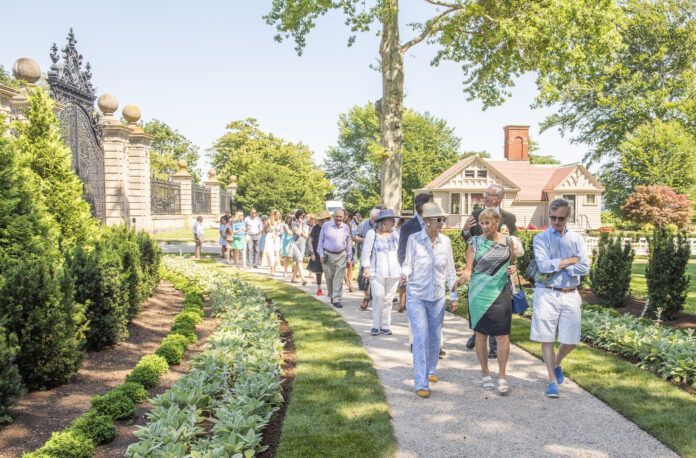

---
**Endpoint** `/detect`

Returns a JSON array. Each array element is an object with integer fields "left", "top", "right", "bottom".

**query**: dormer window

[
  {"left": 477, "top": 170, "right": 487, "bottom": 178},
  {"left": 465, "top": 170, "right": 475, "bottom": 178}
]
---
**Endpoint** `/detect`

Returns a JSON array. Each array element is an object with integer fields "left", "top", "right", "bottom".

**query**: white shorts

[{"left": 530, "top": 288, "right": 582, "bottom": 345}]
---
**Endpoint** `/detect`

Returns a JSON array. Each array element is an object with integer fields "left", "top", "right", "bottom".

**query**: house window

[
  {"left": 465, "top": 170, "right": 475, "bottom": 178},
  {"left": 562, "top": 194, "right": 576, "bottom": 223},
  {"left": 451, "top": 193, "right": 460, "bottom": 214},
  {"left": 586, "top": 194, "right": 596, "bottom": 205},
  {"left": 471, "top": 193, "right": 484, "bottom": 213},
  {"left": 477, "top": 170, "right": 487, "bottom": 178}
]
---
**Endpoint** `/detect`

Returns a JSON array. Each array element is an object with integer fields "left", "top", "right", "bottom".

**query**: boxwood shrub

[
  {"left": 137, "top": 354, "right": 169, "bottom": 376},
  {"left": 70, "top": 410, "right": 116, "bottom": 445},
  {"left": 24, "top": 430, "right": 94, "bottom": 458},
  {"left": 115, "top": 381, "right": 148, "bottom": 403},
  {"left": 125, "top": 365, "right": 159, "bottom": 389},
  {"left": 90, "top": 390, "right": 136, "bottom": 420},
  {"left": 155, "top": 341, "right": 184, "bottom": 366}
]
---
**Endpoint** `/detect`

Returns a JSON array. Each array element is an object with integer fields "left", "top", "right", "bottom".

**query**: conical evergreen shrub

[
  {"left": 645, "top": 226, "right": 691, "bottom": 320},
  {"left": 0, "top": 119, "right": 87, "bottom": 389},
  {"left": 589, "top": 233, "right": 635, "bottom": 308}
]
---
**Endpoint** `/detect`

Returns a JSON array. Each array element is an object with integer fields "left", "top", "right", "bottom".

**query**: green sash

[{"left": 468, "top": 237, "right": 511, "bottom": 329}]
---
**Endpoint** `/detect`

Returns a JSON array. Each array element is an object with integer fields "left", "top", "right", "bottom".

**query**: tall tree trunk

[{"left": 377, "top": 0, "right": 405, "bottom": 214}]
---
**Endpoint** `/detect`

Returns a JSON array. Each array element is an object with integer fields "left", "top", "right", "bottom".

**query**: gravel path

[{"left": 244, "top": 265, "right": 676, "bottom": 458}]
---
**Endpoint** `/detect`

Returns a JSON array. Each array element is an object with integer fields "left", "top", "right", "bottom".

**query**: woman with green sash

[{"left": 457, "top": 208, "right": 517, "bottom": 395}]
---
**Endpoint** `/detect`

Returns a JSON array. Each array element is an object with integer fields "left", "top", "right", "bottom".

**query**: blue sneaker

[
  {"left": 370, "top": 328, "right": 380, "bottom": 336},
  {"left": 381, "top": 328, "right": 392, "bottom": 335},
  {"left": 546, "top": 382, "right": 560, "bottom": 398},
  {"left": 554, "top": 366, "right": 565, "bottom": 385}
]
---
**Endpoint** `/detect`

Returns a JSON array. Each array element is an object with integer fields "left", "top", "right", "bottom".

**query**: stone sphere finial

[
  {"left": 178, "top": 159, "right": 188, "bottom": 171},
  {"left": 208, "top": 169, "right": 216, "bottom": 179},
  {"left": 12, "top": 58, "right": 41, "bottom": 84},
  {"left": 98, "top": 94, "right": 118, "bottom": 116},
  {"left": 122, "top": 104, "right": 141, "bottom": 124},
  {"left": 229, "top": 175, "right": 237, "bottom": 183}
]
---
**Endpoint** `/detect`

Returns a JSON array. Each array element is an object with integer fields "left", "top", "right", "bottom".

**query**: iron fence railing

[
  {"left": 220, "top": 191, "right": 232, "bottom": 213},
  {"left": 192, "top": 184, "right": 211, "bottom": 214},
  {"left": 150, "top": 178, "right": 181, "bottom": 215}
]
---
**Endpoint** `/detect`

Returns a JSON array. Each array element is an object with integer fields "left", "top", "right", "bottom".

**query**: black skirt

[
  {"left": 307, "top": 257, "right": 323, "bottom": 274},
  {"left": 471, "top": 281, "right": 512, "bottom": 336}
]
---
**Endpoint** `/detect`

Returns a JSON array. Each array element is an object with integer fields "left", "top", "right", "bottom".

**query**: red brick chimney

[{"left": 503, "top": 125, "right": 530, "bottom": 161}]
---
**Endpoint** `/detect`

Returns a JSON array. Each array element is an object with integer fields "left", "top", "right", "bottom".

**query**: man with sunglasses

[
  {"left": 531, "top": 198, "right": 589, "bottom": 398},
  {"left": 461, "top": 183, "right": 517, "bottom": 358}
]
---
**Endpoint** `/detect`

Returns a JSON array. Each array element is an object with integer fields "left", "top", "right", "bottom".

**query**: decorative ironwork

[
  {"left": 192, "top": 184, "right": 211, "bottom": 214},
  {"left": 151, "top": 178, "right": 181, "bottom": 215},
  {"left": 48, "top": 29, "right": 106, "bottom": 221},
  {"left": 219, "top": 190, "right": 233, "bottom": 213}
]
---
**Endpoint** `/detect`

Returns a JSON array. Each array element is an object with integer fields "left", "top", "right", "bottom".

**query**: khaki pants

[{"left": 322, "top": 251, "right": 346, "bottom": 304}]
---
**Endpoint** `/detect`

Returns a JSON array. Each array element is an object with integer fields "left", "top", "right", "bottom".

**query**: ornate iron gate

[
  {"left": 192, "top": 184, "right": 211, "bottom": 214},
  {"left": 47, "top": 29, "right": 106, "bottom": 221}
]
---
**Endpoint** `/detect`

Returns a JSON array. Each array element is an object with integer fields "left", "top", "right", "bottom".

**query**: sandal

[
  {"left": 497, "top": 379, "right": 509, "bottom": 395},
  {"left": 360, "top": 299, "right": 369, "bottom": 311},
  {"left": 482, "top": 375, "right": 494, "bottom": 390},
  {"left": 302, "top": 280, "right": 307, "bottom": 285}
]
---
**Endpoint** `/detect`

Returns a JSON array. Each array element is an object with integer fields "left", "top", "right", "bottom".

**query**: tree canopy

[
  {"left": 142, "top": 119, "right": 201, "bottom": 183},
  {"left": 266, "top": 0, "right": 622, "bottom": 212},
  {"left": 324, "top": 103, "right": 461, "bottom": 216},
  {"left": 210, "top": 118, "right": 332, "bottom": 216},
  {"left": 621, "top": 185, "right": 693, "bottom": 229},
  {"left": 539, "top": 0, "right": 696, "bottom": 165},
  {"left": 600, "top": 119, "right": 696, "bottom": 213}
]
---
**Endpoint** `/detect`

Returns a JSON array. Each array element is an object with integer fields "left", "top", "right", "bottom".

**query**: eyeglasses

[
  {"left": 431, "top": 217, "right": 445, "bottom": 223},
  {"left": 549, "top": 215, "right": 567, "bottom": 222}
]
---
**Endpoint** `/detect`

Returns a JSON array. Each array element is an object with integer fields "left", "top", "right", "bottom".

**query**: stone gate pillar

[
  {"left": 171, "top": 160, "right": 193, "bottom": 227},
  {"left": 205, "top": 169, "right": 221, "bottom": 218},
  {"left": 98, "top": 94, "right": 130, "bottom": 226},
  {"left": 123, "top": 105, "right": 153, "bottom": 233}
]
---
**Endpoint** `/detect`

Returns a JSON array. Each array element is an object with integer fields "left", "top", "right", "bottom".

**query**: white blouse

[
  {"left": 361, "top": 229, "right": 401, "bottom": 279},
  {"left": 401, "top": 230, "right": 458, "bottom": 302}
]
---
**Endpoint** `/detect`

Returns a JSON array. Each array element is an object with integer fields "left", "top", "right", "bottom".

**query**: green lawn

[
  {"left": 449, "top": 301, "right": 696, "bottom": 458},
  {"left": 630, "top": 261, "right": 696, "bottom": 315},
  {"left": 154, "top": 227, "right": 219, "bottom": 241},
  {"left": 208, "top": 264, "right": 396, "bottom": 458}
]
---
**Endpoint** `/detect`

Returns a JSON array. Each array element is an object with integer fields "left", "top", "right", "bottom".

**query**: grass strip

[
  {"left": 228, "top": 268, "right": 396, "bottom": 458},
  {"left": 450, "top": 301, "right": 695, "bottom": 457}
]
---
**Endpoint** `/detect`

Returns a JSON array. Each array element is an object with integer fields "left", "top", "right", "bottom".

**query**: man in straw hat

[
  {"left": 401, "top": 202, "right": 458, "bottom": 398},
  {"left": 307, "top": 210, "right": 332, "bottom": 296},
  {"left": 317, "top": 208, "right": 352, "bottom": 308}
]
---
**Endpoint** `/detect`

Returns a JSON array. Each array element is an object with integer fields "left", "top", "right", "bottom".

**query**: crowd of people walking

[{"left": 197, "top": 187, "right": 588, "bottom": 400}]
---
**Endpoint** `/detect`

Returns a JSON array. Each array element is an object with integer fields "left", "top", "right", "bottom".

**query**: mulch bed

[
  {"left": 0, "top": 281, "right": 218, "bottom": 458},
  {"left": 578, "top": 289, "right": 696, "bottom": 330},
  {"left": 258, "top": 310, "right": 296, "bottom": 458}
]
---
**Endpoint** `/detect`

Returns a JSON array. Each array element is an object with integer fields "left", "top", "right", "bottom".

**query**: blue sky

[{"left": 0, "top": 1, "right": 588, "bottom": 172}]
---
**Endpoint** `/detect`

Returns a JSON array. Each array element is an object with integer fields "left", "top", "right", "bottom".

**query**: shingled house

[{"left": 413, "top": 126, "right": 604, "bottom": 231}]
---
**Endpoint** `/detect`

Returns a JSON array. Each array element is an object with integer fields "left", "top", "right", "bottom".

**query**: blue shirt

[{"left": 533, "top": 227, "right": 589, "bottom": 288}]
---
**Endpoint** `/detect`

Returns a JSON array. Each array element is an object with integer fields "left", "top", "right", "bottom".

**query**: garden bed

[
  {"left": 578, "top": 289, "right": 696, "bottom": 329},
  {"left": 0, "top": 281, "right": 217, "bottom": 457}
]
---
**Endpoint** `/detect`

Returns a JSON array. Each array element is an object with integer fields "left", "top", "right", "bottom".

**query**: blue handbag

[{"left": 511, "top": 271, "right": 529, "bottom": 315}]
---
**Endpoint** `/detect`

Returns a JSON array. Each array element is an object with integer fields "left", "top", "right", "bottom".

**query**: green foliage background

[
  {"left": 142, "top": 119, "right": 202, "bottom": 183},
  {"left": 210, "top": 118, "right": 332, "bottom": 216},
  {"left": 325, "top": 104, "right": 462, "bottom": 216}
]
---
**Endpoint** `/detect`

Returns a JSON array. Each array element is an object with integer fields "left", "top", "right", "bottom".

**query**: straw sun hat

[
  {"left": 421, "top": 202, "right": 447, "bottom": 219},
  {"left": 317, "top": 209, "right": 332, "bottom": 221}
]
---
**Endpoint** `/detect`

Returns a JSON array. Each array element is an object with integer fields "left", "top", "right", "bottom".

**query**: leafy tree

[
  {"left": 142, "top": 119, "right": 202, "bottom": 183},
  {"left": 621, "top": 185, "right": 693, "bottom": 229},
  {"left": 266, "top": 0, "right": 622, "bottom": 212},
  {"left": 540, "top": 0, "right": 696, "bottom": 164},
  {"left": 600, "top": 119, "right": 696, "bottom": 212},
  {"left": 461, "top": 151, "right": 489, "bottom": 159},
  {"left": 12, "top": 88, "right": 96, "bottom": 248},
  {"left": 324, "top": 103, "right": 461, "bottom": 215},
  {"left": 210, "top": 118, "right": 332, "bottom": 214},
  {"left": 529, "top": 154, "right": 561, "bottom": 165},
  {"left": 0, "top": 118, "right": 87, "bottom": 389},
  {"left": 0, "top": 64, "right": 21, "bottom": 89}
]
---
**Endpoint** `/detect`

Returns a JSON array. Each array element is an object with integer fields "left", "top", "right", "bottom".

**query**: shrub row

[
  {"left": 126, "top": 257, "right": 283, "bottom": 457},
  {"left": 581, "top": 307, "right": 696, "bottom": 386},
  {"left": 70, "top": 225, "right": 161, "bottom": 351},
  {"left": 23, "top": 267, "right": 204, "bottom": 457}
]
